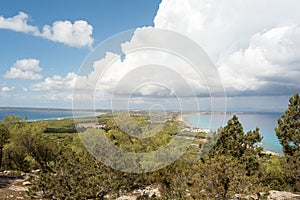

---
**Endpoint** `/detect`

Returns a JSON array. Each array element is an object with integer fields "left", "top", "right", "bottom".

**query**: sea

[
  {"left": 0, "top": 108, "right": 283, "bottom": 155},
  {"left": 185, "top": 112, "right": 283, "bottom": 155},
  {"left": 0, "top": 108, "right": 98, "bottom": 121}
]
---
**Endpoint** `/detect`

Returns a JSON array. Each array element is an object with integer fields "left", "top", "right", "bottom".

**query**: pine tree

[
  {"left": 276, "top": 93, "right": 300, "bottom": 158},
  {"left": 275, "top": 93, "right": 300, "bottom": 191},
  {"left": 209, "top": 115, "right": 262, "bottom": 158},
  {"left": 208, "top": 115, "right": 263, "bottom": 176}
]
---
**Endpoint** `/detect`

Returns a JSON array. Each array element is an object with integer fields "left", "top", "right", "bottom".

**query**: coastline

[
  {"left": 0, "top": 107, "right": 104, "bottom": 122},
  {"left": 27, "top": 116, "right": 74, "bottom": 122},
  {"left": 179, "top": 113, "right": 282, "bottom": 156},
  {"left": 1, "top": 108, "right": 282, "bottom": 156},
  {"left": 179, "top": 114, "right": 212, "bottom": 133}
]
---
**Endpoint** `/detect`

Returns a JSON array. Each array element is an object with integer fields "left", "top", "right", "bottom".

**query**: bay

[
  {"left": 0, "top": 108, "right": 284, "bottom": 155},
  {"left": 185, "top": 113, "right": 283, "bottom": 155}
]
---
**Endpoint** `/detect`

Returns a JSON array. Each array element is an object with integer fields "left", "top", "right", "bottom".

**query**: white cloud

[
  {"left": 154, "top": 0, "right": 300, "bottom": 63},
  {"left": 4, "top": 67, "right": 42, "bottom": 80},
  {"left": 0, "top": 12, "right": 38, "bottom": 34},
  {"left": 219, "top": 25, "right": 300, "bottom": 95},
  {"left": 4, "top": 58, "right": 43, "bottom": 80},
  {"left": 70, "top": 26, "right": 226, "bottom": 112},
  {"left": 2, "top": 86, "right": 15, "bottom": 92},
  {"left": 154, "top": 0, "right": 300, "bottom": 96},
  {"left": 28, "top": 73, "right": 77, "bottom": 107},
  {"left": 250, "top": 26, "right": 300, "bottom": 66},
  {"left": 74, "top": 28, "right": 215, "bottom": 98},
  {"left": 13, "top": 58, "right": 42, "bottom": 72},
  {"left": 19, "top": 1, "right": 300, "bottom": 107},
  {"left": 31, "top": 72, "right": 77, "bottom": 91},
  {"left": 35, "top": 27, "right": 219, "bottom": 109},
  {"left": 0, "top": 12, "right": 93, "bottom": 48},
  {"left": 41, "top": 20, "right": 93, "bottom": 48}
]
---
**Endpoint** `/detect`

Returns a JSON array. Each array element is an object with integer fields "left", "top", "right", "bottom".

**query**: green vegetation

[
  {"left": 0, "top": 123, "right": 10, "bottom": 168},
  {"left": 275, "top": 93, "right": 300, "bottom": 191},
  {"left": 2, "top": 116, "right": 58, "bottom": 172},
  {"left": 208, "top": 115, "right": 263, "bottom": 177},
  {"left": 44, "top": 118, "right": 76, "bottom": 133},
  {"left": 0, "top": 94, "right": 299, "bottom": 199}
]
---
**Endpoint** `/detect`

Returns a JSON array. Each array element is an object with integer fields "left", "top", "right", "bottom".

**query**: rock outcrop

[{"left": 267, "top": 190, "right": 300, "bottom": 200}]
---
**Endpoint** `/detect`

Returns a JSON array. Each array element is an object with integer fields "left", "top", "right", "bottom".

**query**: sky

[{"left": 1, "top": 0, "right": 300, "bottom": 112}]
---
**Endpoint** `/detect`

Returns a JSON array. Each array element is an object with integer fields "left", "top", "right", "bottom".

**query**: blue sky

[
  {"left": 1, "top": 0, "right": 300, "bottom": 112},
  {"left": 0, "top": 0, "right": 161, "bottom": 107},
  {"left": 0, "top": 0, "right": 160, "bottom": 77}
]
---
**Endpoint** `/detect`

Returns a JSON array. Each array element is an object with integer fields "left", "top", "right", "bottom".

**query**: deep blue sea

[
  {"left": 0, "top": 108, "right": 97, "bottom": 121},
  {"left": 185, "top": 113, "right": 283, "bottom": 155}
]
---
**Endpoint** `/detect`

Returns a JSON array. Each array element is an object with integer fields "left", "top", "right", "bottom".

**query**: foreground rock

[
  {"left": 232, "top": 190, "right": 300, "bottom": 200},
  {"left": 22, "top": 181, "right": 31, "bottom": 186},
  {"left": 268, "top": 190, "right": 300, "bottom": 200},
  {"left": 109, "top": 185, "right": 161, "bottom": 200},
  {"left": 116, "top": 196, "right": 137, "bottom": 200}
]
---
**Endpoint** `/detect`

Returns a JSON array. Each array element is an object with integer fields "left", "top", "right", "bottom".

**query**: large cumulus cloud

[{"left": 154, "top": 0, "right": 300, "bottom": 96}]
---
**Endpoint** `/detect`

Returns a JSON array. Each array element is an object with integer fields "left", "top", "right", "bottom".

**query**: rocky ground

[
  {"left": 1, "top": 170, "right": 299, "bottom": 200},
  {"left": 0, "top": 171, "right": 34, "bottom": 200}
]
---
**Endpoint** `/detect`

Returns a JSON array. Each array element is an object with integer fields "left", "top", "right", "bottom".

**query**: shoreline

[
  {"left": 179, "top": 114, "right": 211, "bottom": 132},
  {"left": 27, "top": 114, "right": 103, "bottom": 122},
  {"left": 178, "top": 114, "right": 282, "bottom": 156},
  {"left": 27, "top": 116, "right": 74, "bottom": 122},
  {"left": 0, "top": 110, "right": 105, "bottom": 122}
]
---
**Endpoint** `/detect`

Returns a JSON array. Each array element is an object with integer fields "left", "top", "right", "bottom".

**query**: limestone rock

[
  {"left": 268, "top": 190, "right": 300, "bottom": 200},
  {"left": 116, "top": 196, "right": 137, "bottom": 200},
  {"left": 22, "top": 181, "right": 32, "bottom": 186}
]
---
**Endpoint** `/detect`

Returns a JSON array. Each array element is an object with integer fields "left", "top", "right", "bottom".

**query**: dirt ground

[{"left": 0, "top": 173, "right": 31, "bottom": 200}]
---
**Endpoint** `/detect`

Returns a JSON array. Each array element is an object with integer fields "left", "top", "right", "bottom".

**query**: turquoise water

[
  {"left": 0, "top": 108, "right": 97, "bottom": 121},
  {"left": 0, "top": 109, "right": 284, "bottom": 154},
  {"left": 185, "top": 113, "right": 283, "bottom": 155}
]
